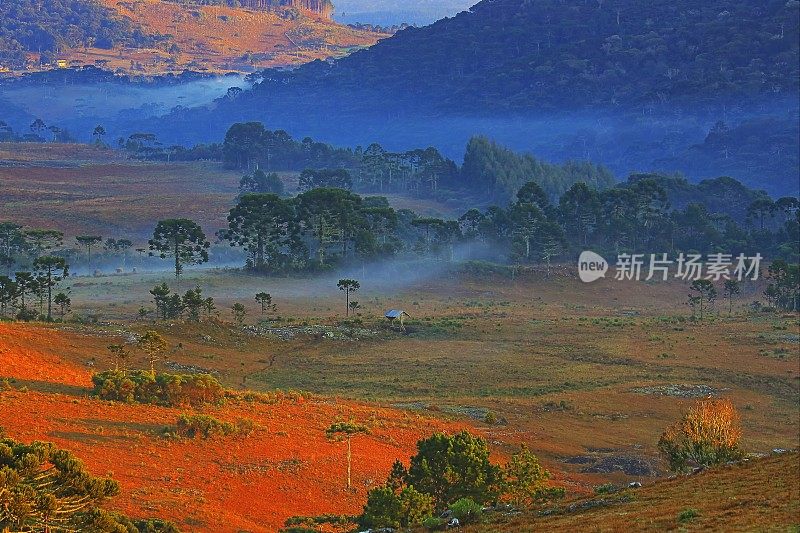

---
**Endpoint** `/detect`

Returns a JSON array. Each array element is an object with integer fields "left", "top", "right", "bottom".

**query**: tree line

[
  {"left": 221, "top": 123, "right": 616, "bottom": 203},
  {"left": 1, "top": 169, "right": 797, "bottom": 321}
]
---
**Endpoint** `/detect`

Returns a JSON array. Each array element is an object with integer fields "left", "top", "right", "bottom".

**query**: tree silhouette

[
  {"left": 107, "top": 343, "right": 129, "bottom": 372},
  {"left": 54, "top": 291, "right": 71, "bottom": 319},
  {"left": 24, "top": 229, "right": 63, "bottom": 259},
  {"left": 138, "top": 330, "right": 168, "bottom": 375},
  {"left": 92, "top": 124, "right": 106, "bottom": 143},
  {"left": 76, "top": 235, "right": 102, "bottom": 264},
  {"left": 723, "top": 279, "right": 740, "bottom": 315},
  {"left": 231, "top": 302, "right": 246, "bottom": 325},
  {"left": 33, "top": 255, "right": 68, "bottom": 321},
  {"left": 148, "top": 219, "right": 210, "bottom": 278},
  {"left": 337, "top": 279, "right": 360, "bottom": 316},
  {"left": 255, "top": 292, "right": 275, "bottom": 315},
  {"left": 689, "top": 279, "right": 717, "bottom": 320}
]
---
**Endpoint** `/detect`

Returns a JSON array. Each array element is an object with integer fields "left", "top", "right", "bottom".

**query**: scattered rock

[
  {"left": 566, "top": 498, "right": 611, "bottom": 513},
  {"left": 243, "top": 324, "right": 378, "bottom": 341},
  {"left": 163, "top": 361, "right": 218, "bottom": 375},
  {"left": 628, "top": 481, "right": 642, "bottom": 488},
  {"left": 563, "top": 455, "right": 595, "bottom": 465},
  {"left": 630, "top": 384, "right": 728, "bottom": 398},
  {"left": 582, "top": 455, "right": 659, "bottom": 477}
]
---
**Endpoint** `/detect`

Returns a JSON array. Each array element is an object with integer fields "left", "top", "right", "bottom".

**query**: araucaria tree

[
  {"left": 326, "top": 421, "right": 369, "bottom": 490},
  {"left": 149, "top": 219, "right": 210, "bottom": 278},
  {"left": 54, "top": 292, "right": 71, "bottom": 319},
  {"left": 223, "top": 194, "right": 295, "bottom": 272},
  {"left": 0, "top": 436, "right": 123, "bottom": 531},
  {"left": 723, "top": 279, "right": 740, "bottom": 315},
  {"left": 138, "top": 330, "right": 168, "bottom": 375},
  {"left": 231, "top": 302, "right": 246, "bottom": 325},
  {"left": 33, "top": 255, "right": 68, "bottom": 321},
  {"left": 337, "top": 279, "right": 360, "bottom": 316},
  {"left": 76, "top": 235, "right": 102, "bottom": 264},
  {"left": 688, "top": 279, "right": 717, "bottom": 319},
  {"left": 255, "top": 292, "right": 275, "bottom": 315}
]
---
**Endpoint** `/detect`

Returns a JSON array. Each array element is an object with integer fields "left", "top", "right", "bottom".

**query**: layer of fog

[
  {"left": 2, "top": 77, "right": 797, "bottom": 195},
  {"left": 0, "top": 75, "right": 250, "bottom": 141},
  {"left": 67, "top": 242, "right": 502, "bottom": 302}
]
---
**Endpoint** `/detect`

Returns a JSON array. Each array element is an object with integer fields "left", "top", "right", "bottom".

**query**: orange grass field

[
  {"left": 0, "top": 323, "right": 474, "bottom": 531},
  {"left": 0, "top": 145, "right": 798, "bottom": 531}
]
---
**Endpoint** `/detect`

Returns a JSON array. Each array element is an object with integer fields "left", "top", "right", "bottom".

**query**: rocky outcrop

[{"left": 235, "top": 0, "right": 333, "bottom": 19}]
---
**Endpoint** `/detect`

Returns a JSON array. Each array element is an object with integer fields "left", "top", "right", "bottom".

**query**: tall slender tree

[
  {"left": 33, "top": 255, "right": 69, "bottom": 321},
  {"left": 76, "top": 235, "right": 102, "bottom": 264},
  {"left": 337, "top": 279, "right": 360, "bottom": 316}
]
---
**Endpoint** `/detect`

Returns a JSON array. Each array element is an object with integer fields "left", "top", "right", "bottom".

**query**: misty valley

[{"left": 0, "top": 0, "right": 798, "bottom": 532}]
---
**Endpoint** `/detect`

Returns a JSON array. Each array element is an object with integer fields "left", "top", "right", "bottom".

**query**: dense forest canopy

[
  {"left": 244, "top": 0, "right": 800, "bottom": 111},
  {"left": 134, "top": 0, "right": 799, "bottom": 196},
  {"left": 219, "top": 123, "right": 615, "bottom": 202},
  {"left": 0, "top": 0, "right": 161, "bottom": 67}
]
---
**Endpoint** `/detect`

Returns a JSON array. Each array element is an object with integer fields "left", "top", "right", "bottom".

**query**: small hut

[{"left": 384, "top": 309, "right": 410, "bottom": 331}]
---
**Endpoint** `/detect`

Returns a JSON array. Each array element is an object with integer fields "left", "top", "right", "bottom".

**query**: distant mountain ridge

[
  {"left": 239, "top": 0, "right": 799, "bottom": 111},
  {"left": 144, "top": 0, "right": 796, "bottom": 195}
]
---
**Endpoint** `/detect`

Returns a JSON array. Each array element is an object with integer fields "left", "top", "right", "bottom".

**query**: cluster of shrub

[
  {"left": 92, "top": 370, "right": 225, "bottom": 408},
  {"left": 283, "top": 396, "right": 750, "bottom": 532},
  {"left": 172, "top": 413, "right": 255, "bottom": 439}
]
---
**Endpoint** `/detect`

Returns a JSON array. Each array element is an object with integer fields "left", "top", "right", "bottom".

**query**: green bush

[
  {"left": 406, "top": 431, "right": 502, "bottom": 509},
  {"left": 502, "top": 444, "right": 564, "bottom": 505},
  {"left": 450, "top": 497, "right": 483, "bottom": 523},
  {"left": 359, "top": 485, "right": 434, "bottom": 529},
  {"left": 422, "top": 516, "right": 445, "bottom": 530},
  {"left": 91, "top": 370, "right": 225, "bottom": 407},
  {"left": 678, "top": 508, "right": 700, "bottom": 522},
  {"left": 360, "top": 433, "right": 565, "bottom": 528},
  {"left": 175, "top": 414, "right": 255, "bottom": 439},
  {"left": 176, "top": 414, "right": 235, "bottom": 438},
  {"left": 594, "top": 483, "right": 616, "bottom": 495}
]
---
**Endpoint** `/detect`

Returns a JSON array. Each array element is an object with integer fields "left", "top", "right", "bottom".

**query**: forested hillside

[
  {"left": 244, "top": 0, "right": 799, "bottom": 111},
  {"left": 0, "top": 0, "right": 160, "bottom": 67},
  {"left": 140, "top": 0, "right": 799, "bottom": 195}
]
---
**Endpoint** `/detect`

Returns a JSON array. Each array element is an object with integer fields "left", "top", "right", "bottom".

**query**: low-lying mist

[
  {"left": 2, "top": 75, "right": 797, "bottom": 196},
  {"left": 0, "top": 75, "right": 250, "bottom": 141},
  {"left": 67, "top": 242, "right": 503, "bottom": 304}
]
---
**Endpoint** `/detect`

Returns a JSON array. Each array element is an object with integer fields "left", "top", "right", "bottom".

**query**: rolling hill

[
  {"left": 142, "top": 0, "right": 799, "bottom": 195},
  {"left": 0, "top": 0, "right": 387, "bottom": 74},
  {"left": 467, "top": 450, "right": 799, "bottom": 532},
  {"left": 0, "top": 322, "right": 473, "bottom": 531},
  {"left": 239, "top": 0, "right": 800, "bottom": 111}
]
